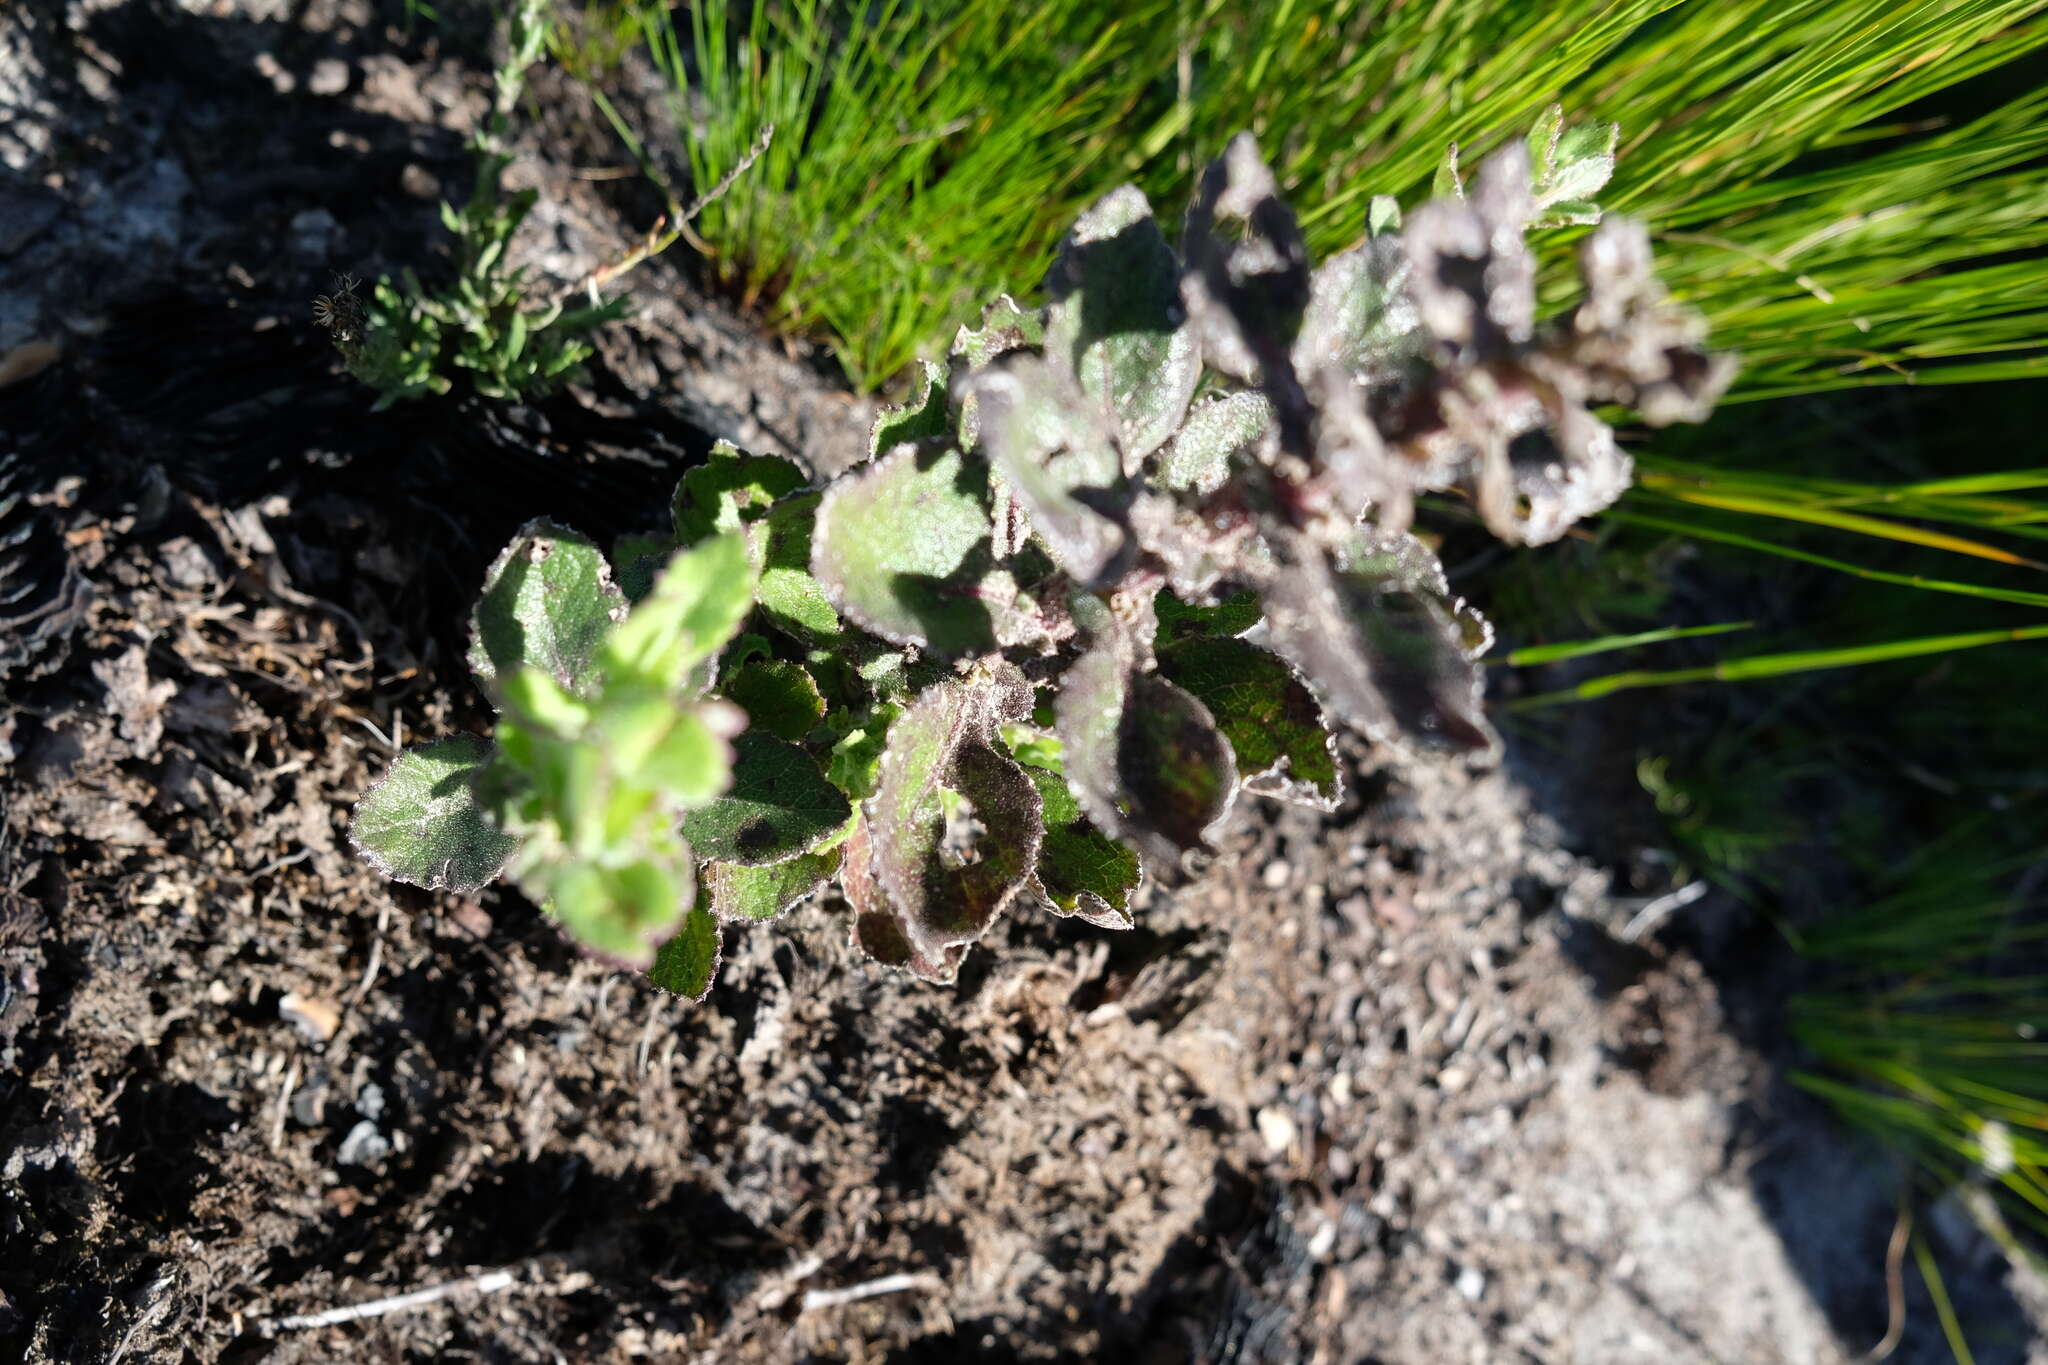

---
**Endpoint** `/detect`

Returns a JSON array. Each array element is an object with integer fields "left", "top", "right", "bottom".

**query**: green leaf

[
  {"left": 1055, "top": 631, "right": 1237, "bottom": 876},
  {"left": 1294, "top": 235, "right": 1421, "bottom": 382},
  {"left": 963, "top": 354, "right": 1130, "bottom": 583},
  {"left": 811, "top": 444, "right": 996, "bottom": 656},
  {"left": 647, "top": 897, "right": 722, "bottom": 1000},
  {"left": 1021, "top": 764, "right": 1141, "bottom": 929},
  {"left": 1258, "top": 529, "right": 1497, "bottom": 756},
  {"left": 520, "top": 829, "right": 697, "bottom": 968},
  {"left": 1526, "top": 104, "right": 1617, "bottom": 227},
  {"left": 673, "top": 439, "right": 807, "bottom": 547},
  {"left": 852, "top": 668, "right": 1043, "bottom": 975},
  {"left": 870, "top": 358, "right": 951, "bottom": 458},
  {"left": 703, "top": 840, "right": 844, "bottom": 923},
  {"left": 722, "top": 659, "right": 827, "bottom": 742},
  {"left": 612, "top": 533, "right": 670, "bottom": 604},
  {"left": 1367, "top": 194, "right": 1401, "bottom": 239},
  {"left": 601, "top": 532, "right": 756, "bottom": 692},
  {"left": 678, "top": 730, "right": 852, "bottom": 865},
  {"left": 825, "top": 702, "right": 899, "bottom": 799},
  {"left": 1154, "top": 588, "right": 1263, "bottom": 645},
  {"left": 1432, "top": 140, "right": 1464, "bottom": 199},
  {"left": 951, "top": 294, "right": 1044, "bottom": 373},
  {"left": 751, "top": 493, "right": 845, "bottom": 645},
  {"left": 350, "top": 734, "right": 517, "bottom": 894},
  {"left": 467, "top": 520, "right": 625, "bottom": 703},
  {"left": 1041, "top": 184, "right": 1200, "bottom": 464},
  {"left": 1156, "top": 390, "right": 1272, "bottom": 494},
  {"left": 1160, "top": 637, "right": 1341, "bottom": 809}
]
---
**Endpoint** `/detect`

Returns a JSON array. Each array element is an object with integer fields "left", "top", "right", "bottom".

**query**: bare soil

[{"left": 3, "top": 3, "right": 2044, "bottom": 1362}]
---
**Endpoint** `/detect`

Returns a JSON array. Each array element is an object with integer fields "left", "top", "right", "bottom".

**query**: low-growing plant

[
  {"left": 317, "top": 0, "right": 626, "bottom": 408},
  {"left": 350, "top": 115, "right": 1732, "bottom": 995}
]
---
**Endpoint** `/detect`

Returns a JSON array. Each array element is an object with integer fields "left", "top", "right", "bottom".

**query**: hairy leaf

[
  {"left": 1043, "top": 185, "right": 1200, "bottom": 465},
  {"left": 612, "top": 533, "right": 670, "bottom": 605},
  {"left": 1258, "top": 530, "right": 1496, "bottom": 756},
  {"left": 1294, "top": 237, "right": 1420, "bottom": 383},
  {"left": 1056, "top": 628, "right": 1237, "bottom": 876},
  {"left": 843, "top": 822, "right": 964, "bottom": 984},
  {"left": 963, "top": 353, "right": 1130, "bottom": 584},
  {"left": 1160, "top": 637, "right": 1340, "bottom": 809},
  {"left": 857, "top": 668, "right": 1043, "bottom": 972},
  {"left": 1156, "top": 390, "right": 1272, "bottom": 494},
  {"left": 1526, "top": 104, "right": 1617, "bottom": 229},
  {"left": 601, "top": 532, "right": 755, "bottom": 692},
  {"left": 704, "top": 841, "right": 843, "bottom": 924},
  {"left": 812, "top": 444, "right": 995, "bottom": 655},
  {"left": 723, "top": 659, "right": 826, "bottom": 743},
  {"left": 680, "top": 730, "right": 851, "bottom": 866},
  {"left": 350, "top": 734, "right": 516, "bottom": 893},
  {"left": 751, "top": 493, "right": 845, "bottom": 645},
  {"left": 674, "top": 440, "right": 806, "bottom": 547},
  {"left": 951, "top": 294, "right": 1044, "bottom": 372},
  {"left": 468, "top": 520, "right": 624, "bottom": 702},
  {"left": 871, "top": 359, "right": 951, "bottom": 459},
  {"left": 1181, "top": 134, "right": 1313, "bottom": 452},
  {"left": 1155, "top": 588, "right": 1263, "bottom": 645},
  {"left": 1021, "top": 764, "right": 1140, "bottom": 929},
  {"left": 648, "top": 897, "right": 722, "bottom": 1000},
  {"left": 541, "top": 842, "right": 697, "bottom": 968}
]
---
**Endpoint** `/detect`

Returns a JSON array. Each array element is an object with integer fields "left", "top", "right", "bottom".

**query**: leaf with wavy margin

[
  {"left": 811, "top": 445, "right": 995, "bottom": 656},
  {"left": 468, "top": 521, "right": 624, "bottom": 703},
  {"left": 854, "top": 668, "right": 1043, "bottom": 975},
  {"left": 679, "top": 730, "right": 851, "bottom": 866},
  {"left": 350, "top": 734, "right": 516, "bottom": 893}
]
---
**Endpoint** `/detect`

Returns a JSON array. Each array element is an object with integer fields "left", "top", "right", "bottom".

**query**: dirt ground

[{"left": 3, "top": 2, "right": 2046, "bottom": 1362}]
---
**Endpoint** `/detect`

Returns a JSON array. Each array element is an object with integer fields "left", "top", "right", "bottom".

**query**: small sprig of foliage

[
  {"left": 351, "top": 118, "right": 1730, "bottom": 994},
  {"left": 316, "top": 0, "right": 625, "bottom": 408}
]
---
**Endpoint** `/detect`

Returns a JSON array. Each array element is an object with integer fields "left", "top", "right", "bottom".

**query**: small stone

[
  {"left": 1455, "top": 1264, "right": 1487, "bottom": 1302},
  {"left": 1261, "top": 860, "right": 1291, "bottom": 889},
  {"left": 399, "top": 163, "right": 441, "bottom": 200},
  {"left": 336, "top": 1120, "right": 389, "bottom": 1167},
  {"left": 1255, "top": 1104, "right": 1297, "bottom": 1156},
  {"left": 278, "top": 991, "right": 340, "bottom": 1044},
  {"left": 308, "top": 59, "right": 351, "bottom": 96}
]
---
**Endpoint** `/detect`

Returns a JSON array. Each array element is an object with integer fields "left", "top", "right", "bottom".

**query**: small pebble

[
  {"left": 308, "top": 58, "right": 351, "bottom": 96},
  {"left": 336, "top": 1120, "right": 389, "bottom": 1167},
  {"left": 1261, "top": 860, "right": 1291, "bottom": 889},
  {"left": 1455, "top": 1264, "right": 1487, "bottom": 1302},
  {"left": 1256, "top": 1104, "right": 1297, "bottom": 1156},
  {"left": 278, "top": 991, "right": 340, "bottom": 1044}
]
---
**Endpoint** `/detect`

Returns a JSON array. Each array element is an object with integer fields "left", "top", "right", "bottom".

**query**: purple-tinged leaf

[
  {"left": 1043, "top": 184, "right": 1200, "bottom": 466},
  {"left": 1258, "top": 530, "right": 1496, "bottom": 757},
  {"left": 963, "top": 353, "right": 1131, "bottom": 584},
  {"left": 855, "top": 667, "right": 1043, "bottom": 975},
  {"left": 1055, "top": 619, "right": 1237, "bottom": 878}
]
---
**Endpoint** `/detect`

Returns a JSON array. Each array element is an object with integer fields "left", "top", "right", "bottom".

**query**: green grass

[{"left": 651, "top": 0, "right": 2048, "bottom": 393}]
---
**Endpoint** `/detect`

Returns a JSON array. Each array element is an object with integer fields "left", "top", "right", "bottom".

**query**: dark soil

[{"left": 2, "top": 3, "right": 2043, "bottom": 1362}]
